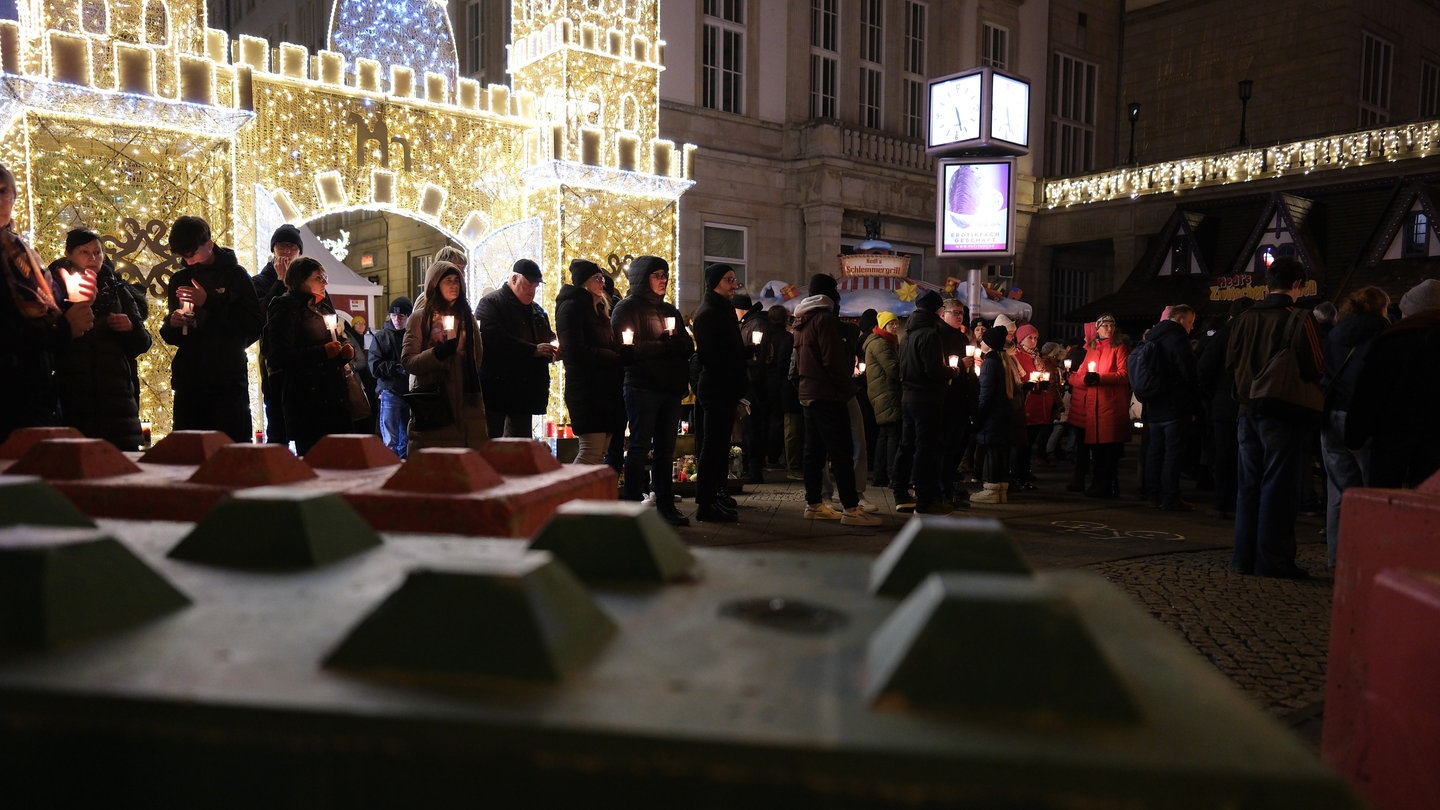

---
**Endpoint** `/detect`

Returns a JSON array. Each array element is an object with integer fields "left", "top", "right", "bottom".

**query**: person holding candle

[
  {"left": 611, "top": 255, "right": 694, "bottom": 526},
  {"left": 937, "top": 298, "right": 979, "bottom": 505},
  {"left": 971, "top": 324, "right": 1017, "bottom": 504},
  {"left": 50, "top": 229, "right": 150, "bottom": 450},
  {"left": 1012, "top": 322, "right": 1055, "bottom": 490},
  {"left": 475, "top": 258, "right": 557, "bottom": 439},
  {"left": 253, "top": 223, "right": 304, "bottom": 446},
  {"left": 159, "top": 215, "right": 263, "bottom": 443},
  {"left": 735, "top": 292, "right": 775, "bottom": 486},
  {"left": 554, "top": 259, "right": 625, "bottom": 466},
  {"left": 893, "top": 290, "right": 955, "bottom": 515},
  {"left": 403, "top": 260, "right": 487, "bottom": 452},
  {"left": 690, "top": 263, "right": 748, "bottom": 523},
  {"left": 1067, "top": 314, "right": 1131, "bottom": 499},
  {"left": 261, "top": 256, "right": 354, "bottom": 456},
  {"left": 863, "top": 310, "right": 902, "bottom": 491}
]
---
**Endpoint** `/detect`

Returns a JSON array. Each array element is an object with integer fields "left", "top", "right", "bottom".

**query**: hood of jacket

[
  {"left": 794, "top": 294, "right": 833, "bottom": 319},
  {"left": 626, "top": 255, "right": 668, "bottom": 292},
  {"left": 1328, "top": 310, "right": 1389, "bottom": 349},
  {"left": 421, "top": 260, "right": 466, "bottom": 305}
]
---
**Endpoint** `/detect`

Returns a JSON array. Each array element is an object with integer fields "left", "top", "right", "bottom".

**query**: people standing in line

[
  {"left": 736, "top": 292, "right": 775, "bottom": 485},
  {"left": 50, "top": 230, "right": 150, "bottom": 450},
  {"left": 863, "top": 310, "right": 902, "bottom": 490},
  {"left": 261, "top": 256, "right": 354, "bottom": 456},
  {"left": 1196, "top": 298, "right": 1253, "bottom": 518},
  {"left": 690, "top": 263, "right": 748, "bottom": 523},
  {"left": 937, "top": 298, "right": 978, "bottom": 505},
  {"left": 554, "top": 259, "right": 625, "bottom": 466},
  {"left": 611, "top": 255, "right": 693, "bottom": 527},
  {"left": 971, "top": 325, "right": 1016, "bottom": 504},
  {"left": 402, "top": 260, "right": 488, "bottom": 451},
  {"left": 792, "top": 292, "right": 881, "bottom": 526},
  {"left": 1225, "top": 257, "right": 1324, "bottom": 579},
  {"left": 1347, "top": 279, "right": 1440, "bottom": 489},
  {"left": 1316, "top": 286, "right": 1390, "bottom": 567},
  {"left": 1069, "top": 314, "right": 1131, "bottom": 499},
  {"left": 253, "top": 224, "right": 302, "bottom": 446},
  {"left": 1011, "top": 322, "right": 1054, "bottom": 491},
  {"left": 159, "top": 215, "right": 262, "bottom": 442},
  {"left": 476, "top": 258, "right": 557, "bottom": 439},
  {"left": 893, "top": 290, "right": 953, "bottom": 515},
  {"left": 368, "top": 295, "right": 413, "bottom": 458},
  {"left": 1140, "top": 304, "right": 1200, "bottom": 511}
]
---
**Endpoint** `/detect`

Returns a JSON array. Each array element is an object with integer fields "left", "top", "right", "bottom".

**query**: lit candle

[
  {"left": 442, "top": 315, "right": 455, "bottom": 338},
  {"left": 140, "top": 421, "right": 152, "bottom": 447},
  {"left": 61, "top": 267, "right": 94, "bottom": 303},
  {"left": 965, "top": 345, "right": 977, "bottom": 358},
  {"left": 1042, "top": 372, "right": 1051, "bottom": 382},
  {"left": 974, "top": 362, "right": 982, "bottom": 377},
  {"left": 751, "top": 330, "right": 763, "bottom": 345},
  {"left": 621, "top": 328, "right": 634, "bottom": 345},
  {"left": 1029, "top": 371, "right": 1041, "bottom": 383},
  {"left": 1088, "top": 361, "right": 1097, "bottom": 373},
  {"left": 948, "top": 354, "right": 960, "bottom": 368},
  {"left": 857, "top": 361, "right": 866, "bottom": 374},
  {"left": 664, "top": 316, "right": 676, "bottom": 334},
  {"left": 324, "top": 314, "right": 338, "bottom": 337},
  {"left": 1064, "top": 359, "right": 1073, "bottom": 371}
]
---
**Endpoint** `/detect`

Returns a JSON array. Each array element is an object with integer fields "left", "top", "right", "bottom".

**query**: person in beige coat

[{"left": 402, "top": 260, "right": 488, "bottom": 451}]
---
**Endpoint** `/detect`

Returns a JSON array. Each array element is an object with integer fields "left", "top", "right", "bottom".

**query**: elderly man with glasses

[{"left": 475, "top": 258, "right": 558, "bottom": 439}]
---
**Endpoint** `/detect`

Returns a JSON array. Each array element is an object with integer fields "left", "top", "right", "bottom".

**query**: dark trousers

[
  {"left": 487, "top": 410, "right": 533, "bottom": 439},
  {"left": 872, "top": 420, "right": 900, "bottom": 486},
  {"left": 697, "top": 398, "right": 737, "bottom": 508},
  {"left": 1146, "top": 419, "right": 1187, "bottom": 507},
  {"left": 981, "top": 443, "right": 1010, "bottom": 484},
  {"left": 261, "top": 372, "right": 287, "bottom": 445},
  {"left": 623, "top": 386, "right": 681, "bottom": 504},
  {"left": 1233, "top": 410, "right": 1305, "bottom": 575},
  {"left": 743, "top": 396, "right": 771, "bottom": 478},
  {"left": 940, "top": 418, "right": 972, "bottom": 498},
  {"left": 174, "top": 388, "right": 252, "bottom": 444},
  {"left": 803, "top": 399, "right": 858, "bottom": 508},
  {"left": 895, "top": 399, "right": 944, "bottom": 506},
  {"left": 1211, "top": 417, "right": 1239, "bottom": 512}
]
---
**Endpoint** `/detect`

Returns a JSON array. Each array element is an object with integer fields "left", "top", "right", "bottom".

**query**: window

[
  {"left": 859, "top": 0, "right": 882, "bottom": 129},
  {"left": 411, "top": 252, "right": 433, "bottom": 294},
  {"left": 703, "top": 225, "right": 747, "bottom": 288},
  {"left": 144, "top": 0, "right": 168, "bottom": 46},
  {"left": 1403, "top": 211, "right": 1431, "bottom": 259},
  {"left": 703, "top": 0, "right": 745, "bottom": 114},
  {"left": 810, "top": 0, "right": 838, "bottom": 119},
  {"left": 1049, "top": 264, "right": 1089, "bottom": 336},
  {"left": 465, "top": 0, "right": 486, "bottom": 79},
  {"left": 1049, "top": 52, "right": 1097, "bottom": 176},
  {"left": 1421, "top": 60, "right": 1440, "bottom": 118},
  {"left": 982, "top": 23, "right": 1008, "bottom": 70},
  {"left": 901, "top": 1, "right": 927, "bottom": 139},
  {"left": 1360, "top": 31, "right": 1392, "bottom": 126}
]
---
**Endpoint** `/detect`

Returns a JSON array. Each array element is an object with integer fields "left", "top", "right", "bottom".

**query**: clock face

[
  {"left": 928, "top": 74, "right": 981, "bottom": 147},
  {"left": 990, "top": 74, "right": 1030, "bottom": 146}
]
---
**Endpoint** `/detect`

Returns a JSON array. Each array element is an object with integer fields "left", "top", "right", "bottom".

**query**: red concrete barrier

[
  {"left": 0, "top": 426, "right": 84, "bottom": 460},
  {"left": 8, "top": 438, "right": 141, "bottom": 480}
]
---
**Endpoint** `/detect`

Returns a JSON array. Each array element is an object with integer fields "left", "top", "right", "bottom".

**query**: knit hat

[
  {"left": 877, "top": 311, "right": 898, "bottom": 330},
  {"left": 705, "top": 262, "right": 736, "bottom": 292},
  {"left": 808, "top": 273, "right": 840, "bottom": 303},
  {"left": 983, "top": 325, "right": 1009, "bottom": 351},
  {"left": 1041, "top": 341, "right": 1060, "bottom": 356},
  {"left": 915, "top": 290, "right": 943, "bottom": 313},
  {"left": 388, "top": 295, "right": 413, "bottom": 316},
  {"left": 1400, "top": 279, "right": 1440, "bottom": 317},
  {"left": 569, "top": 258, "right": 603, "bottom": 287},
  {"left": 1016, "top": 323, "right": 1039, "bottom": 344},
  {"left": 512, "top": 258, "right": 543, "bottom": 284},
  {"left": 168, "top": 216, "right": 211, "bottom": 257},
  {"left": 993, "top": 313, "right": 1017, "bottom": 335},
  {"left": 270, "top": 223, "right": 303, "bottom": 252}
]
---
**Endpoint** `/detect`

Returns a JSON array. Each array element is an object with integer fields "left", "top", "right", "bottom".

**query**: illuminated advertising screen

[{"left": 936, "top": 158, "right": 1016, "bottom": 258}]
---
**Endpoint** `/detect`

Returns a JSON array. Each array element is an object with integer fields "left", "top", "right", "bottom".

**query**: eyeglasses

[{"left": 650, "top": 271, "right": 669, "bottom": 280}]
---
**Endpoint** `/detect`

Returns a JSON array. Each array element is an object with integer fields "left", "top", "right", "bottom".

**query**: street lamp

[
  {"left": 1126, "top": 102, "right": 1140, "bottom": 164},
  {"left": 1237, "top": 79, "right": 1253, "bottom": 147}
]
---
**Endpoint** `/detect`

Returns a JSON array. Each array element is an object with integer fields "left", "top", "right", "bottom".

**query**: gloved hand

[
  {"left": 339, "top": 343, "right": 356, "bottom": 361},
  {"left": 323, "top": 340, "right": 343, "bottom": 359},
  {"left": 1037, "top": 380, "right": 1051, "bottom": 393},
  {"left": 1022, "top": 380, "right": 1036, "bottom": 393},
  {"left": 433, "top": 336, "right": 459, "bottom": 360},
  {"left": 1084, "top": 372, "right": 1100, "bottom": 386}
]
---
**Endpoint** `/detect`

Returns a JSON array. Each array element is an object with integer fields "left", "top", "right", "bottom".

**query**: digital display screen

[{"left": 937, "top": 159, "right": 1014, "bottom": 256}]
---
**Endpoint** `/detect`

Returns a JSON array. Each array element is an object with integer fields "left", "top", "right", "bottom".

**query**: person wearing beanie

[
  {"left": 969, "top": 324, "right": 1017, "bottom": 505},
  {"left": 1012, "top": 321, "right": 1055, "bottom": 486},
  {"left": 260, "top": 256, "right": 356, "bottom": 455},
  {"left": 159, "top": 214, "right": 262, "bottom": 442},
  {"left": 865, "top": 309, "right": 903, "bottom": 490},
  {"left": 915, "top": 289, "right": 943, "bottom": 314},
  {"left": 611, "top": 255, "right": 694, "bottom": 526},
  {"left": 734, "top": 291, "right": 776, "bottom": 485},
  {"left": 554, "top": 257, "right": 625, "bottom": 466},
  {"left": 252, "top": 224, "right": 306, "bottom": 446},
  {"left": 792, "top": 291, "right": 881, "bottom": 526},
  {"left": 474, "top": 257, "right": 557, "bottom": 439},
  {"left": 368, "top": 295, "right": 415, "bottom": 457},
  {"left": 936, "top": 297, "right": 979, "bottom": 504},
  {"left": 992, "top": 313, "right": 1018, "bottom": 345},
  {"left": 894, "top": 289, "right": 959, "bottom": 515},
  {"left": 690, "top": 263, "right": 747, "bottom": 522},
  {"left": 1223, "top": 256, "right": 1322, "bottom": 579},
  {"left": 808, "top": 272, "right": 841, "bottom": 306}
]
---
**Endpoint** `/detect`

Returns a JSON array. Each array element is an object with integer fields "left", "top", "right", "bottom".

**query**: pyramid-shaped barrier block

[
  {"left": 167, "top": 487, "right": 382, "bottom": 570},
  {"left": 324, "top": 555, "right": 615, "bottom": 682},
  {"left": 0, "top": 426, "right": 84, "bottom": 459},
  {"left": 869, "top": 516, "right": 1031, "bottom": 597},
  {"left": 381, "top": 447, "right": 503, "bottom": 493},
  {"left": 304, "top": 434, "right": 403, "bottom": 469},
  {"left": 187, "top": 444, "right": 318, "bottom": 487},
  {"left": 139, "top": 430, "right": 234, "bottom": 465},
  {"left": 865, "top": 573, "right": 1140, "bottom": 723},
  {"left": 529, "top": 500, "right": 697, "bottom": 583},
  {"left": 0, "top": 525, "right": 190, "bottom": 649},
  {"left": 0, "top": 475, "right": 95, "bottom": 528},
  {"left": 479, "top": 438, "right": 562, "bottom": 475},
  {"left": 7, "top": 438, "right": 143, "bottom": 480}
]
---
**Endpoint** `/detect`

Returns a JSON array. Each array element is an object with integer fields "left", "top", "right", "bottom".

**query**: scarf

[{"left": 2, "top": 223, "right": 59, "bottom": 321}]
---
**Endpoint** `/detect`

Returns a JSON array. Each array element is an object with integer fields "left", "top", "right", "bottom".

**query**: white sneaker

[
  {"left": 641, "top": 492, "right": 655, "bottom": 506},
  {"left": 856, "top": 497, "right": 879, "bottom": 513},
  {"left": 841, "top": 506, "right": 882, "bottom": 527}
]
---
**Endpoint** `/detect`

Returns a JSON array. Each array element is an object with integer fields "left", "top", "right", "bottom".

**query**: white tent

[{"left": 297, "top": 225, "right": 383, "bottom": 324}]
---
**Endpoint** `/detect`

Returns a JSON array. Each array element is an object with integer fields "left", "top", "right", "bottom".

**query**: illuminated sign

[{"left": 936, "top": 158, "right": 1016, "bottom": 258}]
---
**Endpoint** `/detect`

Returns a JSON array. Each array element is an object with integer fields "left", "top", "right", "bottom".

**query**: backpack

[{"left": 1127, "top": 339, "right": 1165, "bottom": 403}]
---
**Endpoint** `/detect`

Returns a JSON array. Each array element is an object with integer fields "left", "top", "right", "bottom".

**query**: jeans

[
  {"left": 896, "top": 399, "right": 943, "bottom": 505},
  {"left": 1146, "top": 419, "right": 1187, "bottom": 507},
  {"left": 378, "top": 390, "right": 410, "bottom": 459},
  {"left": 1233, "top": 410, "right": 1305, "bottom": 575},
  {"left": 1319, "top": 410, "right": 1368, "bottom": 567},
  {"left": 697, "top": 398, "right": 737, "bottom": 508},
  {"left": 574, "top": 432, "right": 609, "bottom": 465},
  {"left": 803, "top": 399, "right": 858, "bottom": 508},
  {"left": 872, "top": 421, "right": 900, "bottom": 486},
  {"left": 623, "top": 386, "right": 681, "bottom": 504}
]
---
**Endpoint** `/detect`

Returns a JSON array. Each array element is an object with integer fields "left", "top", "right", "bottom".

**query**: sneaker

[
  {"left": 804, "top": 502, "right": 843, "bottom": 520},
  {"left": 856, "top": 497, "right": 879, "bottom": 513},
  {"left": 717, "top": 492, "right": 739, "bottom": 510},
  {"left": 894, "top": 493, "right": 917, "bottom": 514},
  {"left": 841, "top": 506, "right": 882, "bottom": 526},
  {"left": 915, "top": 500, "right": 955, "bottom": 516},
  {"left": 641, "top": 492, "right": 656, "bottom": 506}
]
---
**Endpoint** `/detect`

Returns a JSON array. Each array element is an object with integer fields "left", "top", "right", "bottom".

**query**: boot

[
  {"left": 998, "top": 482, "right": 1010, "bottom": 504},
  {"left": 969, "top": 483, "right": 1002, "bottom": 504}
]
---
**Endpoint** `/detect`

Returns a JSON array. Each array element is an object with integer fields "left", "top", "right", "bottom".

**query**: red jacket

[
  {"left": 1068, "top": 333, "right": 1132, "bottom": 444},
  {"left": 1015, "top": 348, "right": 1054, "bottom": 427}
]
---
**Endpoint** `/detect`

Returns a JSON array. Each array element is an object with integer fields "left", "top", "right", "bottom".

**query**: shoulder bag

[{"left": 1248, "top": 309, "right": 1323, "bottom": 413}]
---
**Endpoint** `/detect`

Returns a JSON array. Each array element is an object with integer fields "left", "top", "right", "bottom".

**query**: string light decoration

[{"left": 327, "top": 0, "right": 458, "bottom": 85}]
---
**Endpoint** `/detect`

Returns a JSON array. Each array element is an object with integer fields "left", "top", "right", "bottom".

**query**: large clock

[
  {"left": 925, "top": 67, "right": 1030, "bottom": 157},
  {"left": 928, "top": 74, "right": 981, "bottom": 148}
]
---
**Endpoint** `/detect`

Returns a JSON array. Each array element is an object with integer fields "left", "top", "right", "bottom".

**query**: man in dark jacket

[
  {"left": 736, "top": 293, "right": 774, "bottom": 484},
  {"left": 475, "top": 258, "right": 557, "bottom": 438},
  {"left": 894, "top": 290, "right": 955, "bottom": 515},
  {"left": 1140, "top": 304, "right": 1199, "bottom": 511},
  {"left": 938, "top": 298, "right": 977, "bottom": 505},
  {"left": 1224, "top": 257, "right": 1324, "bottom": 579},
  {"left": 368, "top": 295, "right": 412, "bottom": 458},
  {"left": 611, "top": 255, "right": 694, "bottom": 526},
  {"left": 159, "top": 215, "right": 262, "bottom": 443},
  {"left": 1196, "top": 297, "right": 1254, "bottom": 518},
  {"left": 690, "top": 263, "right": 747, "bottom": 522},
  {"left": 253, "top": 223, "right": 301, "bottom": 445}
]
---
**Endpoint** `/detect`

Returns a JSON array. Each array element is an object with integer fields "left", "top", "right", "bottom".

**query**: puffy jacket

[
  {"left": 1068, "top": 329, "right": 1131, "bottom": 444},
  {"left": 1322, "top": 310, "right": 1388, "bottom": 413},
  {"left": 52, "top": 261, "right": 150, "bottom": 449},
  {"left": 899, "top": 308, "right": 950, "bottom": 405},
  {"left": 1137, "top": 318, "right": 1198, "bottom": 424},
  {"left": 263, "top": 290, "right": 353, "bottom": 449},
  {"left": 159, "top": 246, "right": 262, "bottom": 394},
  {"left": 792, "top": 295, "right": 856, "bottom": 404},
  {"left": 368, "top": 321, "right": 408, "bottom": 395},
  {"left": 863, "top": 329, "right": 901, "bottom": 424},
  {"left": 555, "top": 282, "right": 625, "bottom": 434},
  {"left": 610, "top": 256, "right": 693, "bottom": 396}
]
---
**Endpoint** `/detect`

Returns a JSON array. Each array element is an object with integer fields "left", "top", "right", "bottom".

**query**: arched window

[
  {"left": 81, "top": 0, "right": 108, "bottom": 35},
  {"left": 619, "top": 93, "right": 638, "bottom": 132},
  {"left": 144, "top": 0, "right": 169, "bottom": 46}
]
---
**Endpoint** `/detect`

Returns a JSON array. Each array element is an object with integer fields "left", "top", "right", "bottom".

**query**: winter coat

[
  {"left": 158, "top": 246, "right": 262, "bottom": 396},
  {"left": 739, "top": 309, "right": 775, "bottom": 403},
  {"left": 555, "top": 282, "right": 625, "bottom": 435},
  {"left": 610, "top": 256, "right": 693, "bottom": 397},
  {"left": 1068, "top": 330, "right": 1132, "bottom": 444},
  {"left": 792, "top": 295, "right": 856, "bottom": 404},
  {"left": 692, "top": 289, "right": 748, "bottom": 404},
  {"left": 1065, "top": 324, "right": 1096, "bottom": 431},
  {"left": 899, "top": 308, "right": 950, "bottom": 405},
  {"left": 52, "top": 261, "right": 150, "bottom": 449},
  {"left": 1323, "top": 311, "right": 1389, "bottom": 413},
  {"left": 402, "top": 263, "right": 488, "bottom": 451},
  {"left": 1196, "top": 318, "right": 1239, "bottom": 423},
  {"left": 369, "top": 321, "right": 408, "bottom": 395},
  {"left": 262, "top": 290, "right": 353, "bottom": 450},
  {"left": 863, "top": 329, "right": 901, "bottom": 424},
  {"left": 1225, "top": 293, "right": 1324, "bottom": 424},
  {"left": 1015, "top": 347, "right": 1055, "bottom": 427},
  {"left": 475, "top": 281, "right": 555, "bottom": 415},
  {"left": 1, "top": 250, "right": 69, "bottom": 441},
  {"left": 974, "top": 351, "right": 1014, "bottom": 446},
  {"left": 1138, "top": 318, "right": 1199, "bottom": 424},
  {"left": 938, "top": 319, "right": 977, "bottom": 421}
]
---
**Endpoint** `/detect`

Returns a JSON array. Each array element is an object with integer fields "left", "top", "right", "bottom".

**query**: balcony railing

[
  {"left": 838, "top": 125, "right": 933, "bottom": 171},
  {"left": 1042, "top": 120, "right": 1440, "bottom": 208}
]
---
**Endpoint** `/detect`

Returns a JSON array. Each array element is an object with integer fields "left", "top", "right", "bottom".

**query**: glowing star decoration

[
  {"left": 328, "top": 0, "right": 460, "bottom": 87},
  {"left": 896, "top": 281, "right": 919, "bottom": 302},
  {"left": 471, "top": 218, "right": 544, "bottom": 295},
  {"left": 319, "top": 229, "right": 351, "bottom": 262}
]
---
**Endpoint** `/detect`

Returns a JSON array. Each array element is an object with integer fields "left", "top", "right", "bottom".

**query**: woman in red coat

[
  {"left": 1013, "top": 323, "right": 1055, "bottom": 489},
  {"left": 1068, "top": 314, "right": 1131, "bottom": 498}
]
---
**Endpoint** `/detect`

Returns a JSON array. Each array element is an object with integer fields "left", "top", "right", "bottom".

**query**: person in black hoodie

[
  {"left": 894, "top": 290, "right": 955, "bottom": 514},
  {"left": 261, "top": 257, "right": 354, "bottom": 455},
  {"left": 253, "top": 223, "right": 302, "bottom": 445},
  {"left": 1140, "top": 304, "right": 1199, "bottom": 511},
  {"left": 555, "top": 259, "right": 625, "bottom": 465},
  {"left": 690, "top": 263, "right": 747, "bottom": 522},
  {"left": 368, "top": 295, "right": 413, "bottom": 458},
  {"left": 159, "top": 215, "right": 262, "bottom": 442},
  {"left": 611, "top": 255, "right": 694, "bottom": 526}
]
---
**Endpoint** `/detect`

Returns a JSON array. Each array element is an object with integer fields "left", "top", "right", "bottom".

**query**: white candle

[
  {"left": 751, "top": 330, "right": 763, "bottom": 345},
  {"left": 324, "top": 314, "right": 338, "bottom": 337},
  {"left": 857, "top": 361, "right": 866, "bottom": 374},
  {"left": 1064, "top": 359, "right": 1073, "bottom": 371},
  {"left": 965, "top": 345, "right": 977, "bottom": 358},
  {"left": 1042, "top": 372, "right": 1051, "bottom": 382},
  {"left": 974, "top": 362, "right": 982, "bottom": 377},
  {"left": 1029, "top": 371, "right": 1041, "bottom": 383},
  {"left": 61, "top": 268, "right": 93, "bottom": 303},
  {"left": 621, "top": 328, "right": 634, "bottom": 345},
  {"left": 948, "top": 355, "right": 960, "bottom": 368},
  {"left": 181, "top": 300, "right": 193, "bottom": 335},
  {"left": 1088, "top": 361, "right": 1097, "bottom": 373},
  {"left": 664, "top": 316, "right": 675, "bottom": 333},
  {"left": 442, "top": 315, "right": 455, "bottom": 337}
]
